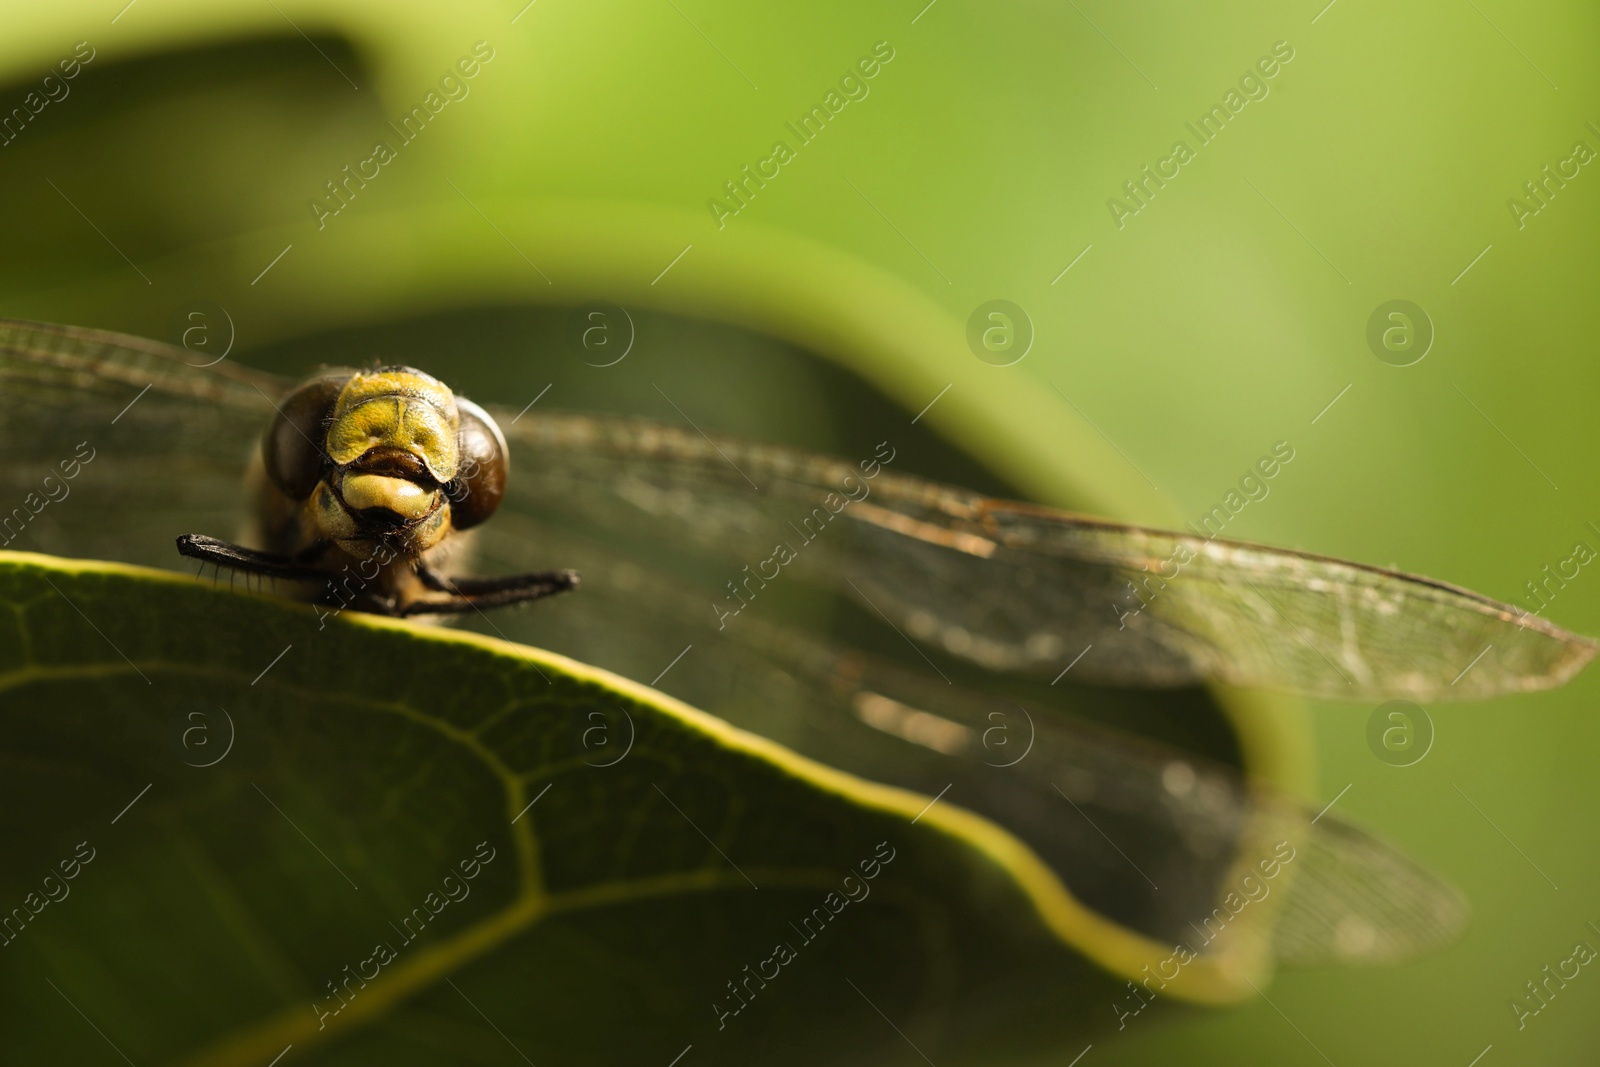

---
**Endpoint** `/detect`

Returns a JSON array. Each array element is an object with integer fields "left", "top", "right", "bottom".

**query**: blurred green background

[{"left": 3, "top": 0, "right": 1599, "bottom": 1062}]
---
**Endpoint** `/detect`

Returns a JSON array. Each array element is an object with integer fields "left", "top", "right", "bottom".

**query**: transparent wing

[
  {"left": 0, "top": 318, "right": 283, "bottom": 567},
  {"left": 4, "top": 317, "right": 1580, "bottom": 705},
  {"left": 462, "top": 506, "right": 1468, "bottom": 967},
  {"left": 505, "top": 410, "right": 1595, "bottom": 702},
  {"left": 0, "top": 318, "right": 1475, "bottom": 967}
]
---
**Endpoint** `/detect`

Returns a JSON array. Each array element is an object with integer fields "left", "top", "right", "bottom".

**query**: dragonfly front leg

[
  {"left": 176, "top": 534, "right": 330, "bottom": 583},
  {"left": 400, "top": 562, "right": 580, "bottom": 615}
]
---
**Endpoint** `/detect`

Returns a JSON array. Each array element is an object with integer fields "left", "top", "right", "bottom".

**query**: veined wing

[
  {"left": 505, "top": 411, "right": 1595, "bottom": 702},
  {"left": 0, "top": 319, "right": 281, "bottom": 567},
  {"left": 0, "top": 319, "right": 1473, "bottom": 967},
  {"left": 463, "top": 508, "right": 1468, "bottom": 967},
  {"left": 0, "top": 316, "right": 1586, "bottom": 703}
]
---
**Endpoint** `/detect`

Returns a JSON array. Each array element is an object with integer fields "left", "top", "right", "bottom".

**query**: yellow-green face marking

[
  {"left": 310, "top": 369, "right": 465, "bottom": 559},
  {"left": 324, "top": 369, "right": 461, "bottom": 482}
]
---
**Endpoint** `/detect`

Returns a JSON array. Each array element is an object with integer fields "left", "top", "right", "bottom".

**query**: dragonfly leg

[
  {"left": 176, "top": 534, "right": 329, "bottom": 583},
  {"left": 400, "top": 564, "right": 579, "bottom": 615}
]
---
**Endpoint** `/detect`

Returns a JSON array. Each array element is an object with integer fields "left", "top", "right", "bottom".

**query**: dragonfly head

[{"left": 263, "top": 366, "right": 509, "bottom": 559}]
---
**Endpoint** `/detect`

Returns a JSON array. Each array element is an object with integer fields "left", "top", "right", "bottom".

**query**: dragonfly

[
  {"left": 0, "top": 318, "right": 1591, "bottom": 983},
  {"left": 172, "top": 362, "right": 582, "bottom": 616}
]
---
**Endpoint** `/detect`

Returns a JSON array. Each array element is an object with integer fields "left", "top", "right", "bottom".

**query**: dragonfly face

[
  {"left": 277, "top": 367, "right": 460, "bottom": 557},
  {"left": 178, "top": 365, "right": 577, "bottom": 616},
  {"left": 271, "top": 367, "right": 489, "bottom": 555}
]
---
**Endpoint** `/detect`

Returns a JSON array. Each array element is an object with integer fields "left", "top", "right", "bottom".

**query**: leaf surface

[{"left": 0, "top": 552, "right": 1175, "bottom": 1067}]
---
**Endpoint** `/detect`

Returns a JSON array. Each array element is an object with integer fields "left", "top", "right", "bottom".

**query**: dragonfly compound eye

[
  {"left": 263, "top": 373, "right": 350, "bottom": 500},
  {"left": 446, "top": 398, "right": 507, "bottom": 530}
]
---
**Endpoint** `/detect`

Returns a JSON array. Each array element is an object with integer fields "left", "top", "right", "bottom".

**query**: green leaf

[{"left": 0, "top": 551, "right": 1229, "bottom": 1066}]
